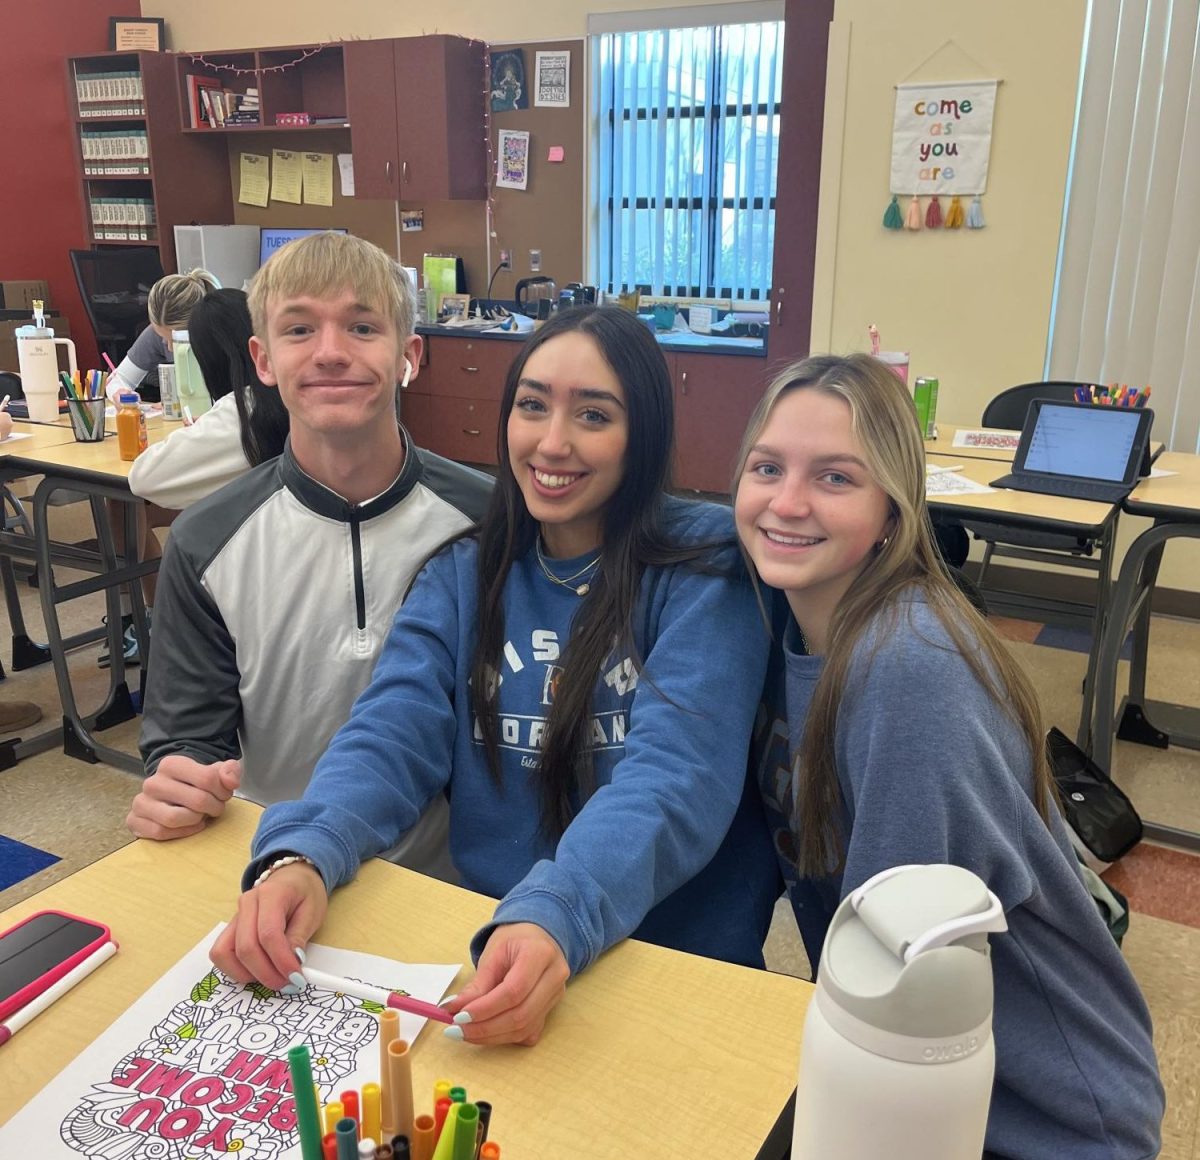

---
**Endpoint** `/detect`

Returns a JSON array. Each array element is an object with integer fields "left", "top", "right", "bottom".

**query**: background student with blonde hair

[{"left": 733, "top": 353, "right": 1162, "bottom": 1159}]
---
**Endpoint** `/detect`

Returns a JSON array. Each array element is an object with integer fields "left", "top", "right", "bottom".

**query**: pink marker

[{"left": 300, "top": 966, "right": 454, "bottom": 1024}]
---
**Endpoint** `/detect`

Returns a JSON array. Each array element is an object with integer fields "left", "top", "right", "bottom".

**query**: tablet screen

[{"left": 1022, "top": 404, "right": 1141, "bottom": 481}]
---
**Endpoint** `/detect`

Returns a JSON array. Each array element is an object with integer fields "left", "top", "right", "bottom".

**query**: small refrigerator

[{"left": 173, "top": 225, "right": 261, "bottom": 290}]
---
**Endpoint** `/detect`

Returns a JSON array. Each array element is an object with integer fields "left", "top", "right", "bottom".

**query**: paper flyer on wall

[{"left": 0, "top": 925, "right": 459, "bottom": 1158}]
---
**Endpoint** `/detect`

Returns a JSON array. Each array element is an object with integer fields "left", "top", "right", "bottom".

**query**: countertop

[{"left": 417, "top": 321, "right": 766, "bottom": 357}]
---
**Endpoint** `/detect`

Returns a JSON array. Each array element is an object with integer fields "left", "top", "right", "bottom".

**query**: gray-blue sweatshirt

[{"left": 762, "top": 592, "right": 1163, "bottom": 1160}]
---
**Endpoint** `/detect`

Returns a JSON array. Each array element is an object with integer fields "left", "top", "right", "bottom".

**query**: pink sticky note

[{"left": 547, "top": 146, "right": 565, "bottom": 163}]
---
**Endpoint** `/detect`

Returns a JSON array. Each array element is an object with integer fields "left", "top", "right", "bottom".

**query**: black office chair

[
  {"left": 68, "top": 247, "right": 164, "bottom": 367},
  {"left": 963, "top": 380, "right": 1099, "bottom": 592}
]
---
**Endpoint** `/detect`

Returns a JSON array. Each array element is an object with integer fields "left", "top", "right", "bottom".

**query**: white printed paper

[
  {"left": 0, "top": 925, "right": 459, "bottom": 1159},
  {"left": 336, "top": 154, "right": 355, "bottom": 198},
  {"left": 951, "top": 427, "right": 1020, "bottom": 451},
  {"left": 925, "top": 470, "right": 995, "bottom": 496}
]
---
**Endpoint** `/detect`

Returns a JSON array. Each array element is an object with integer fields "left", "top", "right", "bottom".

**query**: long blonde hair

[
  {"left": 147, "top": 269, "right": 219, "bottom": 330},
  {"left": 732, "top": 353, "right": 1054, "bottom": 876}
]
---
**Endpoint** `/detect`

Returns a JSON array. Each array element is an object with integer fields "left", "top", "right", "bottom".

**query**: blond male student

[{"left": 127, "top": 233, "right": 491, "bottom": 879}]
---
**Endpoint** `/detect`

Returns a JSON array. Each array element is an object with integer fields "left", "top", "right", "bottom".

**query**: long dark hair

[
  {"left": 470, "top": 305, "right": 723, "bottom": 835},
  {"left": 188, "top": 288, "right": 289, "bottom": 467}
]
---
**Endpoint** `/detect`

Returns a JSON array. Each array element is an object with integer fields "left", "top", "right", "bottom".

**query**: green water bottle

[
  {"left": 913, "top": 376, "right": 939, "bottom": 439},
  {"left": 172, "top": 330, "right": 212, "bottom": 421}
]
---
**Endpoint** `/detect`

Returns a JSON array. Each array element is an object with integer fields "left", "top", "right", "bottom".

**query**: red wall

[{"left": 0, "top": 2, "right": 138, "bottom": 371}]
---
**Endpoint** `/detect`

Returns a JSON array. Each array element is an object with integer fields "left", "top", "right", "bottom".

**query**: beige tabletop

[
  {"left": 926, "top": 454, "right": 1119, "bottom": 531},
  {"left": 0, "top": 415, "right": 172, "bottom": 480},
  {"left": 0, "top": 799, "right": 811, "bottom": 1157},
  {"left": 1125, "top": 450, "right": 1200, "bottom": 516},
  {"left": 0, "top": 419, "right": 85, "bottom": 457}
]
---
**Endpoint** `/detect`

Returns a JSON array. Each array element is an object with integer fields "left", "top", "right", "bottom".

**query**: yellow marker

[
  {"left": 434, "top": 1080, "right": 452, "bottom": 1107},
  {"left": 325, "top": 1099, "right": 344, "bottom": 1136},
  {"left": 362, "top": 1082, "right": 382, "bottom": 1145}
]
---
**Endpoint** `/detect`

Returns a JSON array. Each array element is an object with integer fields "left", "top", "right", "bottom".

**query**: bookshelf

[{"left": 67, "top": 51, "right": 231, "bottom": 273}]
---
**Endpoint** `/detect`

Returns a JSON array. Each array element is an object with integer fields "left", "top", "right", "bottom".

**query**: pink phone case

[{"left": 0, "top": 909, "right": 113, "bottom": 1021}]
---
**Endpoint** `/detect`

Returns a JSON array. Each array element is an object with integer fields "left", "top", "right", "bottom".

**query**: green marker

[
  {"left": 288, "top": 1044, "right": 324, "bottom": 1160},
  {"left": 449, "top": 1086, "right": 467, "bottom": 1104},
  {"left": 451, "top": 1104, "right": 480, "bottom": 1160}
]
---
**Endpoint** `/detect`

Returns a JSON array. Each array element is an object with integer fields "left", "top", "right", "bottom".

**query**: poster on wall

[
  {"left": 534, "top": 51, "right": 570, "bottom": 107},
  {"left": 890, "top": 80, "right": 998, "bottom": 195},
  {"left": 490, "top": 49, "right": 528, "bottom": 111},
  {"left": 496, "top": 129, "right": 531, "bottom": 190}
]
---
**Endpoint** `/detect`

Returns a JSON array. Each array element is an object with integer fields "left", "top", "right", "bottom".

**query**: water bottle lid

[
  {"left": 15, "top": 325, "right": 53, "bottom": 339},
  {"left": 816, "top": 864, "right": 1005, "bottom": 1044},
  {"left": 172, "top": 330, "right": 189, "bottom": 343}
]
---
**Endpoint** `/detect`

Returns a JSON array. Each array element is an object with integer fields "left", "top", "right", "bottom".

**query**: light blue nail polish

[
  {"left": 294, "top": 947, "right": 306, "bottom": 964},
  {"left": 281, "top": 984, "right": 300, "bottom": 996},
  {"left": 288, "top": 972, "right": 306, "bottom": 988},
  {"left": 443, "top": 1025, "right": 465, "bottom": 1042},
  {"left": 453, "top": 1010, "right": 472, "bottom": 1025}
]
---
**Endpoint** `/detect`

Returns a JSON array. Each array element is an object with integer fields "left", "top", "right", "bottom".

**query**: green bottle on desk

[{"left": 172, "top": 330, "right": 211, "bottom": 421}]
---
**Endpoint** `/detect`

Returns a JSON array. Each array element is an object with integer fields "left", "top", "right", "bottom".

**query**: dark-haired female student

[{"left": 211, "top": 304, "right": 781, "bottom": 1046}]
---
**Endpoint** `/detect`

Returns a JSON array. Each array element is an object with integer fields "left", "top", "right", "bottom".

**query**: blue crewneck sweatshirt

[
  {"left": 250, "top": 497, "right": 781, "bottom": 974},
  {"left": 757, "top": 592, "right": 1162, "bottom": 1159}
]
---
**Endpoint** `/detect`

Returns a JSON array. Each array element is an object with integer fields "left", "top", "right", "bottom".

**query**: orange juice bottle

[{"left": 116, "top": 393, "right": 147, "bottom": 461}]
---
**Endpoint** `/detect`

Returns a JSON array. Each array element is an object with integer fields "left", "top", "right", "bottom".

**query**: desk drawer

[
  {"left": 425, "top": 336, "right": 517, "bottom": 401},
  {"left": 429, "top": 395, "right": 500, "bottom": 465}
]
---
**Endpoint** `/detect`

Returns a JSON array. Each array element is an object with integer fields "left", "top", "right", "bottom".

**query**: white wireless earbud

[{"left": 400, "top": 358, "right": 412, "bottom": 389}]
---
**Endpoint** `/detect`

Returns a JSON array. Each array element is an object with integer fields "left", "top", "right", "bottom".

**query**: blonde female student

[{"left": 734, "top": 354, "right": 1162, "bottom": 1160}]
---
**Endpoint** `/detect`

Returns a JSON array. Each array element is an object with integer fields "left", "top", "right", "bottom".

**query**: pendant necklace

[{"left": 535, "top": 537, "right": 601, "bottom": 597}]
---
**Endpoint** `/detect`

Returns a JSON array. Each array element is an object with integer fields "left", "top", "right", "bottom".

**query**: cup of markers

[
  {"left": 1075, "top": 383, "right": 1151, "bottom": 408},
  {"left": 60, "top": 370, "right": 107, "bottom": 442}
]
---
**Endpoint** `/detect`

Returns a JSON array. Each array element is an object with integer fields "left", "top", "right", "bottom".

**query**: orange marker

[
  {"left": 378, "top": 1009, "right": 400, "bottom": 1137},
  {"left": 481, "top": 1144, "right": 500, "bottom": 1159},
  {"left": 411, "top": 1114, "right": 436, "bottom": 1160}
]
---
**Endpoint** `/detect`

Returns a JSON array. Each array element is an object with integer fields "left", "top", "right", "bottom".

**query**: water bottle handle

[{"left": 55, "top": 337, "right": 78, "bottom": 378}]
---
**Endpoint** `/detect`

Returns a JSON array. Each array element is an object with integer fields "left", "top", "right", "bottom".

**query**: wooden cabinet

[
  {"left": 671, "top": 353, "right": 768, "bottom": 494},
  {"left": 345, "top": 37, "right": 487, "bottom": 201},
  {"left": 415, "top": 335, "right": 521, "bottom": 464},
  {"left": 68, "top": 51, "right": 230, "bottom": 273}
]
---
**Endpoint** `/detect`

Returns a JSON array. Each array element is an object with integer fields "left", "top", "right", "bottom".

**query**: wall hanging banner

[{"left": 890, "top": 80, "right": 998, "bottom": 196}]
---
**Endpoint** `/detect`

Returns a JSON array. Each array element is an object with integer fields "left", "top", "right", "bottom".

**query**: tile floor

[{"left": 0, "top": 510, "right": 1198, "bottom": 1155}]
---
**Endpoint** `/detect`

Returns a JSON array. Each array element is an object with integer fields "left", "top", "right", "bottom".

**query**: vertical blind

[
  {"left": 1047, "top": 0, "right": 1200, "bottom": 452},
  {"left": 593, "top": 21, "right": 785, "bottom": 300}
]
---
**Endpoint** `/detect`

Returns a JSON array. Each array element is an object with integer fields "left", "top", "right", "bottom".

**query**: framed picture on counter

[{"left": 439, "top": 293, "right": 471, "bottom": 321}]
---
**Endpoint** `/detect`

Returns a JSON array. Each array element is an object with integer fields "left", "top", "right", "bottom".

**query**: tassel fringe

[
  {"left": 925, "top": 196, "right": 943, "bottom": 228},
  {"left": 944, "top": 196, "right": 965, "bottom": 228},
  {"left": 882, "top": 195, "right": 904, "bottom": 229},
  {"left": 905, "top": 196, "right": 922, "bottom": 230},
  {"left": 966, "top": 196, "right": 986, "bottom": 229}
]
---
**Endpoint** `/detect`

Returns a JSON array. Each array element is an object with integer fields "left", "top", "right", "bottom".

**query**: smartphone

[{"left": 0, "top": 910, "right": 113, "bottom": 1021}]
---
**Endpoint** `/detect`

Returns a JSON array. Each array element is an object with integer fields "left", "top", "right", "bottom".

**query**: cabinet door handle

[
  {"left": 461, "top": 365, "right": 479, "bottom": 373},
  {"left": 680, "top": 371, "right": 688, "bottom": 396},
  {"left": 775, "top": 287, "right": 784, "bottom": 326},
  {"left": 402, "top": 161, "right": 409, "bottom": 184},
  {"left": 463, "top": 428, "right": 481, "bottom": 437},
  {"left": 386, "top": 160, "right": 393, "bottom": 184}
]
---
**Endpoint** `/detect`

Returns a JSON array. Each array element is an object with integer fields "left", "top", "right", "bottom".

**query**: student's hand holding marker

[
  {"left": 126, "top": 755, "right": 242, "bottom": 840},
  {"left": 210, "top": 862, "right": 328, "bottom": 992},
  {"left": 442, "top": 922, "right": 570, "bottom": 1047}
]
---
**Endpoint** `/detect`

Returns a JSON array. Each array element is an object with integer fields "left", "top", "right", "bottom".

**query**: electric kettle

[{"left": 515, "top": 276, "right": 557, "bottom": 318}]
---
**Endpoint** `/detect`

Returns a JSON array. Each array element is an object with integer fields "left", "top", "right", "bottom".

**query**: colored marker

[
  {"left": 387, "top": 1038, "right": 415, "bottom": 1142},
  {"left": 475, "top": 1100, "right": 492, "bottom": 1151},
  {"left": 323, "top": 1133, "right": 338, "bottom": 1160},
  {"left": 326, "top": 1100, "right": 345, "bottom": 1136},
  {"left": 433, "top": 1098, "right": 452, "bottom": 1142},
  {"left": 362, "top": 1082, "right": 382, "bottom": 1145},
  {"left": 288, "top": 1045, "right": 325, "bottom": 1160},
  {"left": 341, "top": 1089, "right": 361, "bottom": 1136},
  {"left": 102, "top": 351, "right": 117, "bottom": 373},
  {"left": 480, "top": 1145, "right": 500, "bottom": 1160},
  {"left": 450, "top": 1104, "right": 479, "bottom": 1160},
  {"left": 433, "top": 1080, "right": 452, "bottom": 1107},
  {"left": 1140, "top": 386, "right": 1152, "bottom": 407},
  {"left": 337, "top": 1117, "right": 359, "bottom": 1160},
  {"left": 358, "top": 1140, "right": 377, "bottom": 1159},
  {"left": 379, "top": 1009, "right": 400, "bottom": 1138},
  {"left": 411, "top": 1116, "right": 435, "bottom": 1160},
  {"left": 430, "top": 1106, "right": 458, "bottom": 1160},
  {"left": 301, "top": 967, "right": 454, "bottom": 1024},
  {"left": 390, "top": 1137, "right": 410, "bottom": 1160},
  {"left": 374, "top": 1148, "right": 394, "bottom": 1160},
  {"left": 0, "top": 940, "right": 117, "bottom": 1046},
  {"left": 449, "top": 1087, "right": 466, "bottom": 1104}
]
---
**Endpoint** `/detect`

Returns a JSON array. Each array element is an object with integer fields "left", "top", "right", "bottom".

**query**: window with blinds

[{"left": 593, "top": 21, "right": 785, "bottom": 301}]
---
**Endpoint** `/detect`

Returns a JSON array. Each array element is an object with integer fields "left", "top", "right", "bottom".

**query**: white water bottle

[
  {"left": 793, "top": 864, "right": 1008, "bottom": 1160},
  {"left": 16, "top": 324, "right": 77, "bottom": 423}
]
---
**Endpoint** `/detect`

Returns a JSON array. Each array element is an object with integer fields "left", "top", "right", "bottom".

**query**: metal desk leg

[
  {"left": 0, "top": 485, "right": 52, "bottom": 672},
  {"left": 32, "top": 475, "right": 157, "bottom": 774},
  {"left": 1075, "top": 513, "right": 1119, "bottom": 752}
]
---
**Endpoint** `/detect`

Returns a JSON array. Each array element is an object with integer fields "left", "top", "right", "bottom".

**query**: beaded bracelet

[{"left": 253, "top": 853, "right": 316, "bottom": 888}]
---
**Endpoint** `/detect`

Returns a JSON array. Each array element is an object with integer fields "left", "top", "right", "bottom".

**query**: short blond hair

[
  {"left": 148, "top": 269, "right": 219, "bottom": 330},
  {"left": 248, "top": 232, "right": 416, "bottom": 343}
]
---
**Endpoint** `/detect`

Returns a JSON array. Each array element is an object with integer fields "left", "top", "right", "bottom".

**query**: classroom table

[
  {"left": 923, "top": 424, "right": 1021, "bottom": 461},
  {"left": 0, "top": 416, "right": 172, "bottom": 772},
  {"left": 1087, "top": 449, "right": 1200, "bottom": 852},
  {"left": 925, "top": 454, "right": 1124, "bottom": 746},
  {"left": 0, "top": 798, "right": 813, "bottom": 1159}
]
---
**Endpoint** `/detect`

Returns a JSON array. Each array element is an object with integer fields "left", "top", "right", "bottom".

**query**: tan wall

[{"left": 142, "top": 0, "right": 744, "bottom": 50}]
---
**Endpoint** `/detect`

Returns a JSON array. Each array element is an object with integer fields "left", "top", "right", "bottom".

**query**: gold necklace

[{"left": 535, "top": 537, "right": 601, "bottom": 596}]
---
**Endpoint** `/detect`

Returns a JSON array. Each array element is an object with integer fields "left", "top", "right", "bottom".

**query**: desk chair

[
  {"left": 68, "top": 247, "right": 163, "bottom": 366},
  {"left": 965, "top": 381, "right": 1097, "bottom": 592}
]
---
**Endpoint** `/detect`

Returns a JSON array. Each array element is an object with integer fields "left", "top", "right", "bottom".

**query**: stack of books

[{"left": 186, "top": 75, "right": 260, "bottom": 128}]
